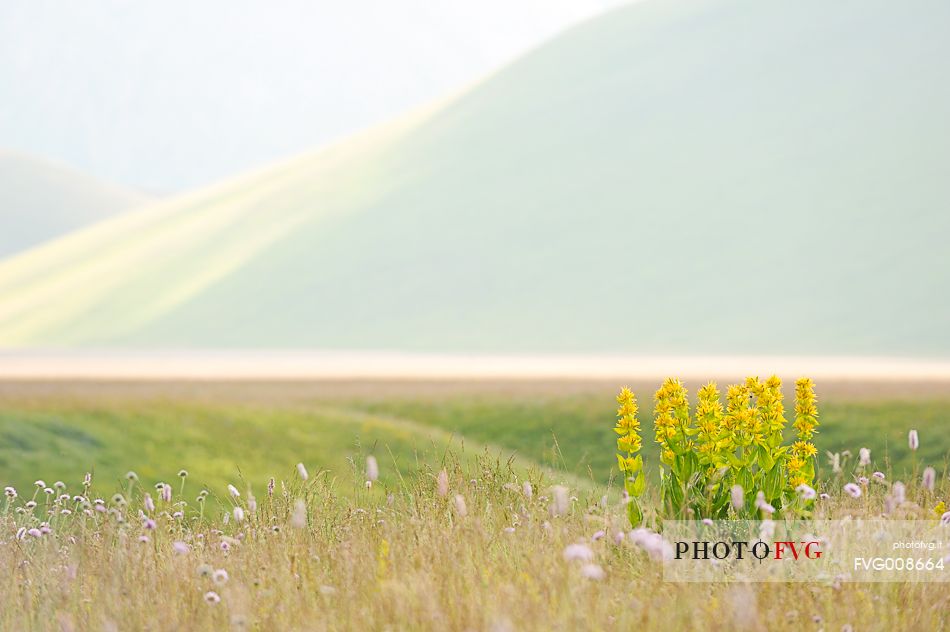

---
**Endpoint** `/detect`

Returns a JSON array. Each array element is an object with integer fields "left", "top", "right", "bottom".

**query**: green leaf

[
  {"left": 629, "top": 471, "right": 646, "bottom": 497},
  {"left": 764, "top": 464, "right": 784, "bottom": 500},
  {"left": 627, "top": 498, "right": 643, "bottom": 527},
  {"left": 756, "top": 445, "right": 775, "bottom": 472}
]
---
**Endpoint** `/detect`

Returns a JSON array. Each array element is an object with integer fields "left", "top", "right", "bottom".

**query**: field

[
  {"left": 1, "top": 380, "right": 948, "bottom": 499},
  {"left": 2, "top": 378, "right": 949, "bottom": 630}
]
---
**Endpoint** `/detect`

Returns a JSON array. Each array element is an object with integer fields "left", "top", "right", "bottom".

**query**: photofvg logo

[
  {"left": 661, "top": 520, "right": 948, "bottom": 583},
  {"left": 674, "top": 539, "right": 822, "bottom": 562}
]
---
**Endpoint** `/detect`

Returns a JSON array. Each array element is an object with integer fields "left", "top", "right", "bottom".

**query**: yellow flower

[
  {"left": 617, "top": 433, "right": 642, "bottom": 454},
  {"left": 791, "top": 441, "right": 817, "bottom": 458},
  {"left": 789, "top": 472, "right": 808, "bottom": 488}
]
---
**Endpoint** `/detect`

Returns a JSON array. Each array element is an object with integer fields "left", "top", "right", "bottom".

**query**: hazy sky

[{"left": 1, "top": 0, "right": 623, "bottom": 193}]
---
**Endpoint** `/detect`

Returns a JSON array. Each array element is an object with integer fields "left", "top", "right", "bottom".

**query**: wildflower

[
  {"left": 144, "top": 494, "right": 155, "bottom": 513},
  {"left": 563, "top": 543, "right": 594, "bottom": 562},
  {"left": 366, "top": 456, "right": 379, "bottom": 483},
  {"left": 591, "top": 530, "right": 606, "bottom": 541},
  {"left": 615, "top": 387, "right": 643, "bottom": 458},
  {"left": 44, "top": 488, "right": 54, "bottom": 495},
  {"left": 793, "top": 378, "right": 819, "bottom": 440},
  {"left": 197, "top": 564, "right": 213, "bottom": 577},
  {"left": 28, "top": 528, "right": 42, "bottom": 538},
  {"left": 819, "top": 493, "right": 830, "bottom": 500},
  {"left": 922, "top": 467, "right": 936, "bottom": 491},
  {"left": 580, "top": 563, "right": 605, "bottom": 580},
  {"left": 454, "top": 494, "right": 468, "bottom": 517},
  {"left": 125, "top": 472, "right": 138, "bottom": 481},
  {"left": 858, "top": 476, "right": 869, "bottom": 486},
  {"left": 843, "top": 483, "right": 862, "bottom": 498},
  {"left": 160, "top": 484, "right": 172, "bottom": 503},
  {"left": 859, "top": 448, "right": 871, "bottom": 466},
  {"left": 908, "top": 430, "right": 919, "bottom": 451},
  {"left": 268, "top": 478, "right": 275, "bottom": 496},
  {"left": 173, "top": 541, "right": 190, "bottom": 554},
  {"left": 34, "top": 480, "right": 45, "bottom": 488},
  {"left": 522, "top": 481, "right": 533, "bottom": 500},
  {"left": 731, "top": 485, "right": 744, "bottom": 510},
  {"left": 233, "top": 507, "right": 245, "bottom": 522},
  {"left": 872, "top": 472, "right": 886, "bottom": 482},
  {"left": 654, "top": 379, "right": 691, "bottom": 464},
  {"left": 247, "top": 495, "right": 256, "bottom": 514},
  {"left": 3, "top": 486, "right": 16, "bottom": 499},
  {"left": 290, "top": 499, "right": 307, "bottom": 528},
  {"left": 296, "top": 463, "right": 309, "bottom": 481},
  {"left": 220, "top": 541, "right": 230, "bottom": 552},
  {"left": 178, "top": 469, "right": 188, "bottom": 478},
  {"left": 940, "top": 511, "right": 950, "bottom": 527},
  {"left": 212, "top": 569, "right": 229, "bottom": 586},
  {"left": 138, "top": 535, "right": 149, "bottom": 543},
  {"left": 204, "top": 591, "right": 221, "bottom": 605},
  {"left": 144, "top": 518, "right": 157, "bottom": 530},
  {"left": 551, "top": 485, "right": 569, "bottom": 516},
  {"left": 54, "top": 481, "right": 66, "bottom": 490},
  {"left": 437, "top": 469, "right": 449, "bottom": 497},
  {"left": 26, "top": 500, "right": 37, "bottom": 509},
  {"left": 796, "top": 484, "right": 817, "bottom": 500},
  {"left": 228, "top": 484, "right": 240, "bottom": 498}
]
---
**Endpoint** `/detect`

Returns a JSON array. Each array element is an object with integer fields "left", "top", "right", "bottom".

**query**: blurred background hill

[{"left": 0, "top": 0, "right": 947, "bottom": 355}]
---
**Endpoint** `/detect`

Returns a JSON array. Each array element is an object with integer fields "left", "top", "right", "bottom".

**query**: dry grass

[{"left": 2, "top": 451, "right": 948, "bottom": 631}]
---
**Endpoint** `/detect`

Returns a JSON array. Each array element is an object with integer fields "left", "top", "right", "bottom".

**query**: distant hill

[
  {"left": 0, "top": 151, "right": 149, "bottom": 257},
  {"left": 0, "top": 0, "right": 948, "bottom": 354}
]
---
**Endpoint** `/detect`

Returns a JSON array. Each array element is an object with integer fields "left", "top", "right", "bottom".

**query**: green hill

[
  {"left": 0, "top": 151, "right": 149, "bottom": 258},
  {"left": 0, "top": 0, "right": 948, "bottom": 353}
]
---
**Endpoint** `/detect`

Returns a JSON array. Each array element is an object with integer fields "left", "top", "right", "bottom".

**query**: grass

[
  {"left": 1, "top": 382, "right": 948, "bottom": 500},
  {"left": 0, "top": 380, "right": 949, "bottom": 629},
  {"left": 2, "top": 447, "right": 948, "bottom": 630}
]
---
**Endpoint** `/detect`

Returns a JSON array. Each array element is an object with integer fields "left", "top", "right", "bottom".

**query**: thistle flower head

[
  {"left": 843, "top": 483, "right": 862, "bottom": 498},
  {"left": 228, "top": 484, "right": 240, "bottom": 498},
  {"left": 366, "top": 456, "right": 379, "bottom": 483},
  {"left": 204, "top": 591, "right": 221, "bottom": 605},
  {"left": 580, "top": 563, "right": 605, "bottom": 580},
  {"left": 563, "top": 543, "right": 594, "bottom": 562},
  {"left": 453, "top": 494, "right": 468, "bottom": 517},
  {"left": 796, "top": 484, "right": 817, "bottom": 500},
  {"left": 212, "top": 569, "right": 229, "bottom": 586},
  {"left": 437, "top": 469, "right": 449, "bottom": 497},
  {"left": 718, "top": 484, "right": 739, "bottom": 513},
  {"left": 908, "top": 429, "right": 919, "bottom": 451},
  {"left": 922, "top": 467, "right": 936, "bottom": 491}
]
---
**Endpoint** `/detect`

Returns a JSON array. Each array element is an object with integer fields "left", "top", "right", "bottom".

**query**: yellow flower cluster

[
  {"left": 613, "top": 375, "right": 822, "bottom": 523},
  {"left": 695, "top": 382, "right": 724, "bottom": 461},
  {"left": 614, "top": 387, "right": 642, "bottom": 472},
  {"left": 788, "top": 378, "right": 819, "bottom": 487},
  {"left": 654, "top": 378, "right": 690, "bottom": 464},
  {"left": 759, "top": 375, "right": 786, "bottom": 439}
]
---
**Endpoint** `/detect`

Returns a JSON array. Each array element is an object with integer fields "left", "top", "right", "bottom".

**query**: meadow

[
  {"left": 0, "top": 380, "right": 947, "bottom": 498},
  {"left": 1, "top": 378, "right": 949, "bottom": 630}
]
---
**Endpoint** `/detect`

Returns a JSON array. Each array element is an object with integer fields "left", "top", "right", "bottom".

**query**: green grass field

[{"left": 1, "top": 381, "right": 947, "bottom": 501}]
